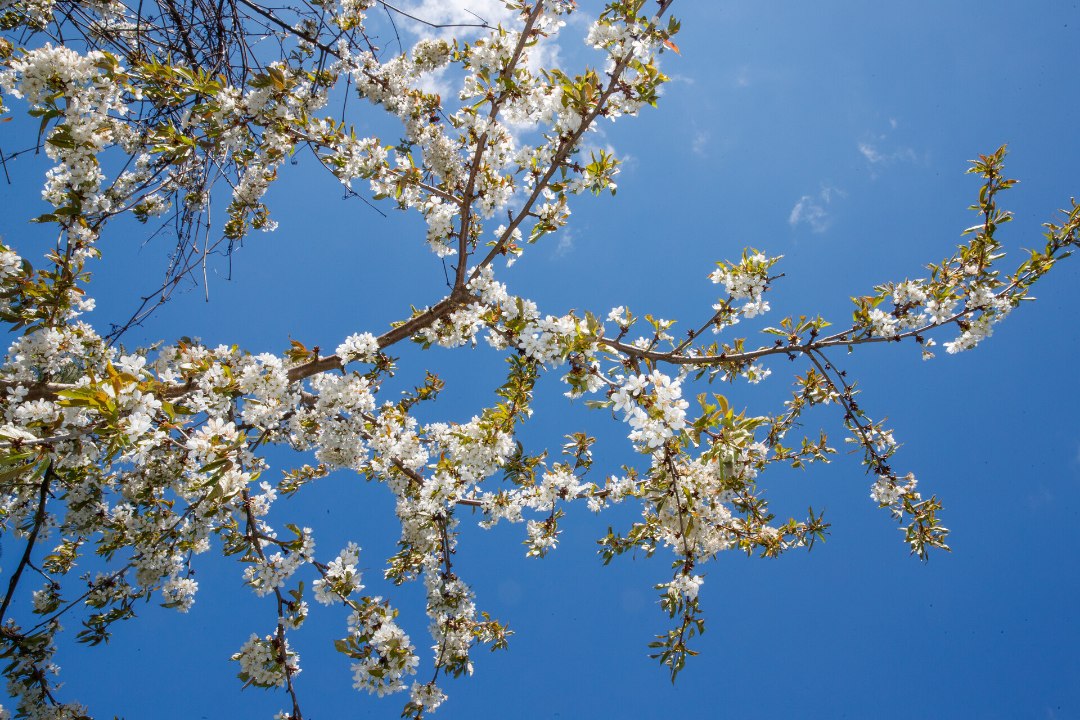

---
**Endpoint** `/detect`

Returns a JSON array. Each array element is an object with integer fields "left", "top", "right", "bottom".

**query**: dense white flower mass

[
  {"left": 868, "top": 308, "right": 900, "bottom": 338},
  {"left": 244, "top": 530, "right": 315, "bottom": 597},
  {"left": 409, "top": 681, "right": 447, "bottom": 714},
  {"left": 232, "top": 633, "right": 300, "bottom": 688},
  {"left": 335, "top": 332, "right": 380, "bottom": 363},
  {"left": 161, "top": 576, "right": 199, "bottom": 612},
  {"left": 609, "top": 370, "right": 689, "bottom": 450},
  {"left": 663, "top": 573, "right": 704, "bottom": 602},
  {"left": 347, "top": 604, "right": 419, "bottom": 696},
  {"left": 313, "top": 543, "right": 363, "bottom": 605},
  {"left": 709, "top": 252, "right": 779, "bottom": 327}
]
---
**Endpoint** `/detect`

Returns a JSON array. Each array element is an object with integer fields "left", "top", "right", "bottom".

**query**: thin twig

[{"left": 0, "top": 464, "right": 51, "bottom": 623}]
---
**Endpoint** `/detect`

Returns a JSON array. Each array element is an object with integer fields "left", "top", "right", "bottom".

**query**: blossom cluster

[
  {"left": 313, "top": 543, "right": 363, "bottom": 605},
  {"left": 345, "top": 602, "right": 419, "bottom": 697},
  {"left": 232, "top": 633, "right": 300, "bottom": 689},
  {"left": 709, "top": 251, "right": 780, "bottom": 325},
  {"left": 611, "top": 371, "right": 690, "bottom": 450},
  {"left": 0, "top": 45, "right": 130, "bottom": 236}
]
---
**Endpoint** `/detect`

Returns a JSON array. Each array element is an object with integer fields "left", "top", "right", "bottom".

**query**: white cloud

[
  {"left": 391, "top": 0, "right": 514, "bottom": 40},
  {"left": 819, "top": 185, "right": 842, "bottom": 203},
  {"left": 858, "top": 119, "right": 921, "bottom": 174},
  {"left": 733, "top": 64, "right": 752, "bottom": 88},
  {"left": 665, "top": 73, "right": 696, "bottom": 85},
  {"left": 553, "top": 229, "right": 574, "bottom": 257},
  {"left": 691, "top": 130, "right": 710, "bottom": 155},
  {"left": 789, "top": 196, "right": 828, "bottom": 233},
  {"left": 414, "top": 65, "right": 455, "bottom": 100},
  {"left": 392, "top": 1, "right": 562, "bottom": 70},
  {"left": 789, "top": 185, "right": 844, "bottom": 234},
  {"left": 859, "top": 141, "right": 918, "bottom": 166},
  {"left": 858, "top": 142, "right": 885, "bottom": 164}
]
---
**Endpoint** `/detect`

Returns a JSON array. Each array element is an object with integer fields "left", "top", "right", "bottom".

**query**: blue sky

[{"left": 2, "top": 2, "right": 1080, "bottom": 718}]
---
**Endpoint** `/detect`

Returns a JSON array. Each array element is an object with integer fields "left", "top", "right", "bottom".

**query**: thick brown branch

[{"left": 286, "top": 287, "right": 471, "bottom": 383}]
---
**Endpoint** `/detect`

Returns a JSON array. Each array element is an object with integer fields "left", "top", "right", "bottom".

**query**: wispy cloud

[
  {"left": 733, "top": 64, "right": 752, "bottom": 88},
  {"left": 789, "top": 196, "right": 829, "bottom": 233},
  {"left": 789, "top": 185, "right": 845, "bottom": 234},
  {"left": 553, "top": 228, "right": 574, "bottom": 257},
  {"left": 858, "top": 141, "right": 918, "bottom": 166},
  {"left": 858, "top": 118, "right": 922, "bottom": 174},
  {"left": 857, "top": 142, "right": 885, "bottom": 164},
  {"left": 691, "top": 130, "right": 710, "bottom": 155},
  {"left": 665, "top": 73, "right": 696, "bottom": 86}
]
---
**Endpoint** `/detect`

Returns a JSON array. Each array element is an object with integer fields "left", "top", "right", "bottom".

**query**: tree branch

[{"left": 0, "top": 463, "right": 51, "bottom": 623}]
